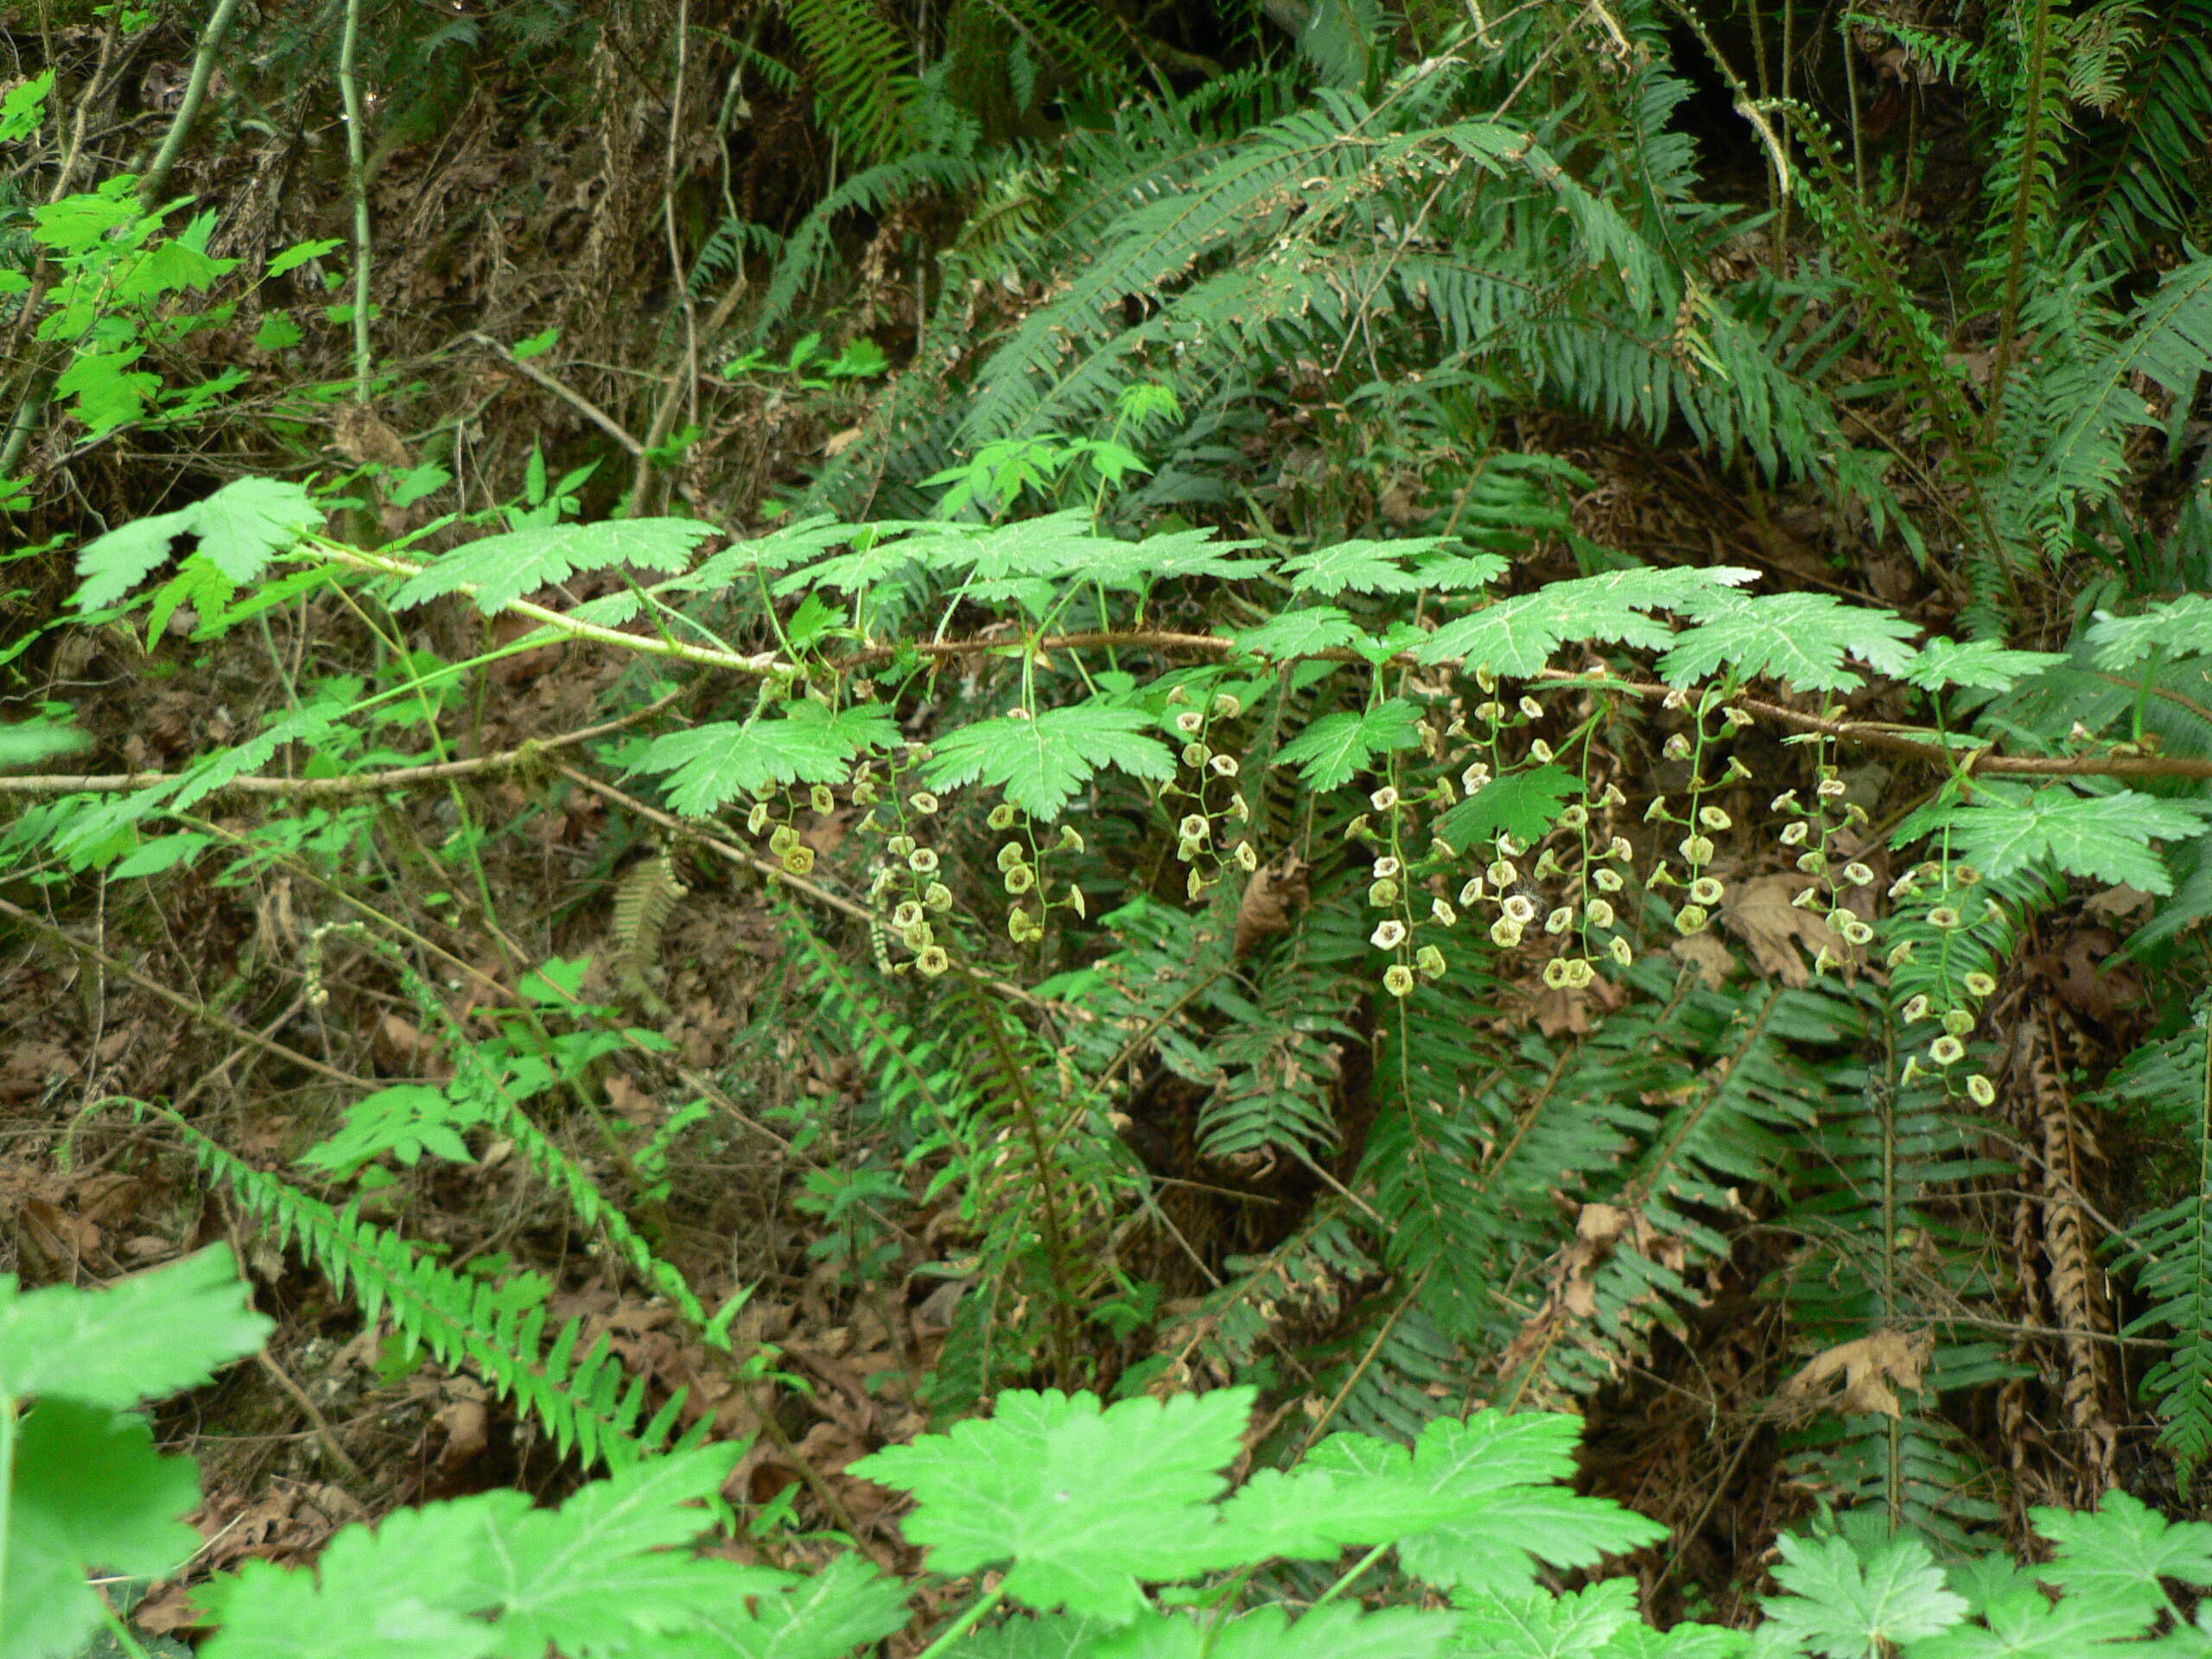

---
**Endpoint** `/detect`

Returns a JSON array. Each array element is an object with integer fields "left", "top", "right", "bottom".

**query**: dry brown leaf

[
  {"left": 1234, "top": 855, "right": 1309, "bottom": 959},
  {"left": 1720, "top": 873, "right": 1861, "bottom": 986},
  {"left": 1781, "top": 1328, "right": 1931, "bottom": 1420},
  {"left": 1670, "top": 933, "right": 1737, "bottom": 990},
  {"left": 334, "top": 404, "right": 416, "bottom": 470}
]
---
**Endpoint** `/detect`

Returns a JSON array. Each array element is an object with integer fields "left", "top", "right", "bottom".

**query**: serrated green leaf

[
  {"left": 265, "top": 238, "right": 343, "bottom": 277},
  {"left": 1084, "top": 1604, "right": 1459, "bottom": 1659},
  {"left": 925, "top": 705, "right": 1176, "bottom": 817},
  {"left": 1419, "top": 567, "right": 1753, "bottom": 675},
  {"left": 111, "top": 831, "right": 218, "bottom": 880},
  {"left": 630, "top": 703, "right": 896, "bottom": 816},
  {"left": 1934, "top": 787, "right": 2209, "bottom": 893},
  {"left": 1230, "top": 607, "right": 1366, "bottom": 662},
  {"left": 1662, "top": 592, "right": 1918, "bottom": 691},
  {"left": 3, "top": 1402, "right": 205, "bottom": 1659},
  {"left": 668, "top": 1554, "right": 912, "bottom": 1659},
  {"left": 393, "top": 518, "right": 717, "bottom": 613},
  {"left": 1453, "top": 1581, "right": 1639, "bottom": 1659},
  {"left": 1304, "top": 1413, "right": 1665, "bottom": 1597},
  {"left": 1758, "top": 1535, "right": 1967, "bottom": 1658},
  {"left": 1439, "top": 765, "right": 1580, "bottom": 850},
  {"left": 1908, "top": 1584, "right": 2155, "bottom": 1658},
  {"left": 1273, "top": 699, "right": 1421, "bottom": 791},
  {"left": 186, "top": 478, "right": 323, "bottom": 587},
  {"left": 1897, "top": 639, "right": 2069, "bottom": 693},
  {"left": 74, "top": 477, "right": 324, "bottom": 612},
  {"left": 0, "top": 1246, "right": 271, "bottom": 1409},
  {"left": 54, "top": 346, "right": 158, "bottom": 436},
  {"left": 849, "top": 1388, "right": 1253, "bottom": 1622},
  {"left": 2086, "top": 594, "right": 2212, "bottom": 671},
  {"left": 1280, "top": 537, "right": 1454, "bottom": 596},
  {"left": 2035, "top": 1491, "right": 2212, "bottom": 1612}
]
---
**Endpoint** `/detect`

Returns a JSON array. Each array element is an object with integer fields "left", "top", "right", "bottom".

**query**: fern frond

[
  {"left": 782, "top": 0, "right": 922, "bottom": 164},
  {"left": 612, "top": 852, "right": 685, "bottom": 1017},
  {"left": 2110, "top": 1010, "right": 2212, "bottom": 1475},
  {"left": 156, "top": 1112, "right": 666, "bottom": 1469}
]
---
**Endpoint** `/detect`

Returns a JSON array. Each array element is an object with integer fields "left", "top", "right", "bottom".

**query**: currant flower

[
  {"left": 1432, "top": 898, "right": 1458, "bottom": 925},
  {"left": 892, "top": 900, "right": 923, "bottom": 930},
  {"left": 909, "top": 848, "right": 940, "bottom": 874},
  {"left": 1371, "top": 919, "right": 1408, "bottom": 950},
  {"left": 997, "top": 842, "right": 1027, "bottom": 872},
  {"left": 1545, "top": 906, "right": 1575, "bottom": 934},
  {"left": 988, "top": 802, "right": 1018, "bottom": 830},
  {"left": 910, "top": 791, "right": 940, "bottom": 815},
  {"left": 1929, "top": 1035, "right": 1966, "bottom": 1065},
  {"left": 1004, "top": 865, "right": 1036, "bottom": 895},
  {"left": 810, "top": 785, "right": 836, "bottom": 814},
  {"left": 1586, "top": 898, "right": 1616, "bottom": 930},
  {"left": 1609, "top": 936, "right": 1633, "bottom": 967},
  {"left": 1491, "top": 917, "right": 1525, "bottom": 948},
  {"left": 783, "top": 846, "right": 817, "bottom": 875},
  {"left": 1967, "top": 1074, "right": 1996, "bottom": 1106},
  {"left": 1370, "top": 785, "right": 1401, "bottom": 812},
  {"left": 1383, "top": 964, "right": 1416, "bottom": 997},
  {"left": 925, "top": 881, "right": 953, "bottom": 912},
  {"left": 1689, "top": 876, "right": 1724, "bottom": 906},
  {"left": 1964, "top": 971, "right": 1997, "bottom": 998},
  {"left": 1503, "top": 893, "right": 1537, "bottom": 925},
  {"left": 1698, "top": 805, "right": 1731, "bottom": 830},
  {"left": 916, "top": 946, "right": 950, "bottom": 977},
  {"left": 1673, "top": 904, "right": 1710, "bottom": 934},
  {"left": 1842, "top": 862, "right": 1875, "bottom": 887},
  {"left": 1415, "top": 944, "right": 1446, "bottom": 979}
]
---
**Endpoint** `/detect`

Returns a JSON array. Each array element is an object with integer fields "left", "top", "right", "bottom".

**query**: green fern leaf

[
  {"left": 923, "top": 703, "right": 1175, "bottom": 817},
  {"left": 393, "top": 519, "right": 719, "bottom": 613}
]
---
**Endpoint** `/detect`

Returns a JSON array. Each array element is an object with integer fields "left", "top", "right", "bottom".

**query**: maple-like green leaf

[
  {"left": 849, "top": 1388, "right": 1253, "bottom": 1622},
  {"left": 2035, "top": 1491, "right": 2212, "bottom": 1616},
  {"left": 631, "top": 703, "right": 897, "bottom": 816},
  {"left": 1273, "top": 699, "right": 1421, "bottom": 791},
  {"left": 1280, "top": 537, "right": 1455, "bottom": 596},
  {"left": 0, "top": 1245, "right": 272, "bottom": 1410},
  {"left": 1230, "top": 607, "right": 1367, "bottom": 662},
  {"left": 2086, "top": 594, "right": 2212, "bottom": 671},
  {"left": 664, "top": 1554, "right": 912, "bottom": 1659},
  {"left": 1757, "top": 1534, "right": 1967, "bottom": 1658},
  {"left": 1452, "top": 1581, "right": 1639, "bottom": 1659},
  {"left": 1908, "top": 1584, "right": 2154, "bottom": 1659},
  {"left": 925, "top": 705, "right": 1176, "bottom": 817},
  {"left": 74, "top": 476, "right": 324, "bottom": 611},
  {"left": 1078, "top": 1604, "right": 1459, "bottom": 1659},
  {"left": 3, "top": 1402, "right": 206, "bottom": 1659},
  {"left": 1418, "top": 567, "right": 1753, "bottom": 675},
  {"left": 1897, "top": 639, "right": 2069, "bottom": 693},
  {"left": 54, "top": 346, "right": 158, "bottom": 435},
  {"left": 1215, "top": 1466, "right": 1473, "bottom": 1560},
  {"left": 1935, "top": 787, "right": 2209, "bottom": 893},
  {"left": 393, "top": 518, "right": 718, "bottom": 613},
  {"left": 1303, "top": 1412, "right": 1666, "bottom": 1597},
  {"left": 1439, "top": 764, "right": 1580, "bottom": 851},
  {"left": 1661, "top": 591, "right": 1919, "bottom": 691},
  {"left": 201, "top": 1446, "right": 773, "bottom": 1659}
]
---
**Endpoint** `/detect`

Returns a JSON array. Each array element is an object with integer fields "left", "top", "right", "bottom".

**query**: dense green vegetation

[{"left": 2, "top": 0, "right": 2211, "bottom": 1653}]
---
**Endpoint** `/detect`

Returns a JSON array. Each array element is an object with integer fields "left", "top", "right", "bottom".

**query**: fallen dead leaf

[
  {"left": 1721, "top": 872, "right": 1862, "bottom": 987},
  {"left": 1781, "top": 1328, "right": 1932, "bottom": 1420},
  {"left": 1670, "top": 933, "right": 1737, "bottom": 990}
]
